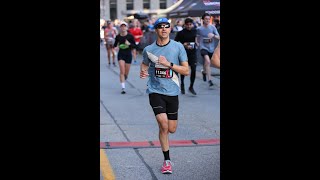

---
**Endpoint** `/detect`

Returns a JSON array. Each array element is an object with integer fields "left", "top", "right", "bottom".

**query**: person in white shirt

[{"left": 172, "top": 19, "right": 183, "bottom": 33}]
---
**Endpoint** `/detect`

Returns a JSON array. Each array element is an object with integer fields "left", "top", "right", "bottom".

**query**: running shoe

[
  {"left": 161, "top": 160, "right": 172, "bottom": 174},
  {"left": 121, "top": 88, "right": 126, "bottom": 94},
  {"left": 201, "top": 70, "right": 207, "bottom": 82},
  {"left": 209, "top": 80, "right": 214, "bottom": 87},
  {"left": 113, "top": 62, "right": 117, "bottom": 67},
  {"left": 181, "top": 85, "right": 185, "bottom": 94},
  {"left": 189, "top": 87, "right": 197, "bottom": 95}
]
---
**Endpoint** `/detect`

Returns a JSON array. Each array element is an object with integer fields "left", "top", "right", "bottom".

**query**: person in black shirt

[
  {"left": 174, "top": 18, "right": 198, "bottom": 95},
  {"left": 114, "top": 21, "right": 136, "bottom": 94},
  {"left": 214, "top": 19, "right": 220, "bottom": 35}
]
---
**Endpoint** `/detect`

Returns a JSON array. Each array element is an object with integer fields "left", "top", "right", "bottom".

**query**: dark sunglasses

[{"left": 156, "top": 23, "right": 170, "bottom": 29}]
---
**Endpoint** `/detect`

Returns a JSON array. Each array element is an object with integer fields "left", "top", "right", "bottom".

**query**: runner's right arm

[
  {"left": 140, "top": 48, "right": 150, "bottom": 79},
  {"left": 140, "top": 63, "right": 149, "bottom": 79}
]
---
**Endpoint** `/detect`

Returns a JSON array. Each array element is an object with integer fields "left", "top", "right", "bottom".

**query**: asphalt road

[{"left": 100, "top": 44, "right": 220, "bottom": 180}]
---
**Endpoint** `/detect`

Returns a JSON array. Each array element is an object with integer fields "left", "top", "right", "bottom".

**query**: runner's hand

[
  {"left": 158, "top": 55, "right": 170, "bottom": 67},
  {"left": 183, "top": 42, "right": 190, "bottom": 49},
  {"left": 140, "top": 69, "right": 149, "bottom": 79},
  {"left": 208, "top": 33, "right": 214, "bottom": 39}
]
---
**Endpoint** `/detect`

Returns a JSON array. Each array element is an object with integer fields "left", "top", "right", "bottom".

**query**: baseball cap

[
  {"left": 119, "top": 21, "right": 128, "bottom": 26},
  {"left": 153, "top": 18, "right": 170, "bottom": 28}
]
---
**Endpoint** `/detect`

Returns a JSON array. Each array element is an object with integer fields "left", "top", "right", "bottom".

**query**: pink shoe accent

[{"left": 161, "top": 160, "right": 172, "bottom": 174}]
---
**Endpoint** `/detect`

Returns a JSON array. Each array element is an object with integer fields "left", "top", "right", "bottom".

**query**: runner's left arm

[
  {"left": 159, "top": 43, "right": 189, "bottom": 76},
  {"left": 140, "top": 48, "right": 150, "bottom": 79},
  {"left": 128, "top": 35, "right": 137, "bottom": 48},
  {"left": 158, "top": 42, "right": 189, "bottom": 76},
  {"left": 158, "top": 56, "right": 189, "bottom": 76},
  {"left": 212, "top": 25, "right": 220, "bottom": 40},
  {"left": 173, "top": 61, "right": 189, "bottom": 76},
  {"left": 136, "top": 29, "right": 143, "bottom": 38}
]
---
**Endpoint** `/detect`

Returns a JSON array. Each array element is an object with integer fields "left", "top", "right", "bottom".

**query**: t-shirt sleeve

[
  {"left": 178, "top": 43, "right": 188, "bottom": 62},
  {"left": 142, "top": 48, "right": 150, "bottom": 65},
  {"left": 128, "top": 34, "right": 137, "bottom": 48},
  {"left": 212, "top": 25, "right": 219, "bottom": 36}
]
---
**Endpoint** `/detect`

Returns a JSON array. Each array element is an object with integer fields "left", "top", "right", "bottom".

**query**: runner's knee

[{"left": 168, "top": 126, "right": 176, "bottom": 133}]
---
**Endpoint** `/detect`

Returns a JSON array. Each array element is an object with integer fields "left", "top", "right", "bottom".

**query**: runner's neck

[
  {"left": 120, "top": 32, "right": 127, "bottom": 36},
  {"left": 156, "top": 38, "right": 170, "bottom": 47}
]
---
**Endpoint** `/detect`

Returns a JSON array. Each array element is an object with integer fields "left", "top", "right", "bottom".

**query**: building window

[
  {"left": 127, "top": 0, "right": 134, "bottom": 10},
  {"left": 110, "top": 0, "right": 117, "bottom": 21},
  {"left": 160, "top": 0, "right": 166, "bottom": 9},
  {"left": 143, "top": 0, "right": 150, "bottom": 9}
]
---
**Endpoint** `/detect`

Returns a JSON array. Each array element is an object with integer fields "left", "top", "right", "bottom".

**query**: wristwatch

[{"left": 170, "top": 62, "right": 174, "bottom": 68}]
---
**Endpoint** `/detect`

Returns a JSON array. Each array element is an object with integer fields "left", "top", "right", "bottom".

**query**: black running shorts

[
  {"left": 118, "top": 51, "right": 132, "bottom": 64},
  {"left": 149, "top": 93, "right": 179, "bottom": 120},
  {"left": 200, "top": 49, "right": 213, "bottom": 59}
]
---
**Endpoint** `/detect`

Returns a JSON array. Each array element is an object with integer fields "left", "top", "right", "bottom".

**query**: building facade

[{"left": 100, "top": 0, "right": 179, "bottom": 20}]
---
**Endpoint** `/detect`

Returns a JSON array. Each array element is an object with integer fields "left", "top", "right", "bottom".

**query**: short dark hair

[
  {"left": 202, "top": 13, "right": 211, "bottom": 20},
  {"left": 184, "top": 18, "right": 193, "bottom": 24}
]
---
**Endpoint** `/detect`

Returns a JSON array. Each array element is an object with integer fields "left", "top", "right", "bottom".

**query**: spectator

[{"left": 172, "top": 19, "right": 183, "bottom": 33}]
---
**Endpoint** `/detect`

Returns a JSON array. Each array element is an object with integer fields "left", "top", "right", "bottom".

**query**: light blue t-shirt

[
  {"left": 142, "top": 40, "right": 188, "bottom": 96},
  {"left": 197, "top": 25, "right": 220, "bottom": 53}
]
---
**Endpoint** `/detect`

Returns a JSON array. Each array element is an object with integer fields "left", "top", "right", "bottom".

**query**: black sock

[{"left": 163, "top": 150, "right": 170, "bottom": 161}]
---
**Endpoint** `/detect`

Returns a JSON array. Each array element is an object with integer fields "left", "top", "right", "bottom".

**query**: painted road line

[
  {"left": 196, "top": 139, "right": 220, "bottom": 145},
  {"left": 100, "top": 142, "right": 106, "bottom": 148},
  {"left": 101, "top": 138, "right": 220, "bottom": 149},
  {"left": 169, "top": 140, "right": 194, "bottom": 146},
  {"left": 100, "top": 149, "right": 115, "bottom": 180},
  {"left": 108, "top": 141, "right": 150, "bottom": 148}
]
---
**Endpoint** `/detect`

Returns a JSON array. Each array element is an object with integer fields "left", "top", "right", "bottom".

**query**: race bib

[
  {"left": 203, "top": 38, "right": 212, "bottom": 43},
  {"left": 155, "top": 68, "right": 173, "bottom": 78},
  {"left": 107, "top": 38, "right": 113, "bottom": 43}
]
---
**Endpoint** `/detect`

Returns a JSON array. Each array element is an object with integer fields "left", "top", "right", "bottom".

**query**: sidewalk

[{"left": 100, "top": 45, "right": 220, "bottom": 180}]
